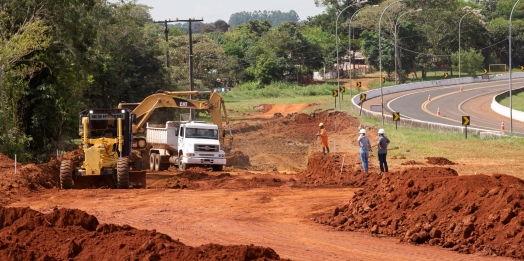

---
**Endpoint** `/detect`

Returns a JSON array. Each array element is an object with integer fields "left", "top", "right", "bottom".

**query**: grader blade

[
  {"left": 129, "top": 170, "right": 147, "bottom": 188},
  {"left": 73, "top": 176, "right": 115, "bottom": 189}
]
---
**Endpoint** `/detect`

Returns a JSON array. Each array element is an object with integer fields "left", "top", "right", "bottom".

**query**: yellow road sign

[
  {"left": 392, "top": 112, "right": 400, "bottom": 121},
  {"left": 444, "top": 72, "right": 449, "bottom": 78},
  {"left": 356, "top": 81, "right": 362, "bottom": 88},
  {"left": 381, "top": 77, "right": 386, "bottom": 83},
  {"left": 341, "top": 86, "right": 345, "bottom": 93},
  {"left": 462, "top": 116, "right": 470, "bottom": 126},
  {"left": 332, "top": 90, "right": 338, "bottom": 97},
  {"left": 360, "top": 93, "right": 366, "bottom": 101},
  {"left": 521, "top": 66, "right": 524, "bottom": 71},
  {"left": 483, "top": 69, "right": 488, "bottom": 74}
]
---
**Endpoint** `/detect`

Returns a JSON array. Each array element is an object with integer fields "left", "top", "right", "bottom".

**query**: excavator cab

[{"left": 60, "top": 108, "right": 146, "bottom": 189}]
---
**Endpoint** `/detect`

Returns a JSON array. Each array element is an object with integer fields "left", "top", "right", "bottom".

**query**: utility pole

[
  {"left": 153, "top": 19, "right": 177, "bottom": 67},
  {"left": 176, "top": 18, "right": 203, "bottom": 121}
]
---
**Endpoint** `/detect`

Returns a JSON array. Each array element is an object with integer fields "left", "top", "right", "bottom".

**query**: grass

[{"left": 499, "top": 90, "right": 524, "bottom": 112}]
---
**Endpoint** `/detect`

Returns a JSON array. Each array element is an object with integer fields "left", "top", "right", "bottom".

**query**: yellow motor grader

[{"left": 59, "top": 108, "right": 146, "bottom": 189}]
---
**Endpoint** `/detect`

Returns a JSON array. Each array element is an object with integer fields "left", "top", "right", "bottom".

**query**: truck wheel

[
  {"left": 117, "top": 157, "right": 130, "bottom": 189},
  {"left": 179, "top": 163, "right": 187, "bottom": 171},
  {"left": 154, "top": 154, "right": 161, "bottom": 171},
  {"left": 212, "top": 165, "right": 224, "bottom": 171},
  {"left": 178, "top": 154, "right": 185, "bottom": 171},
  {"left": 149, "top": 153, "right": 156, "bottom": 170},
  {"left": 60, "top": 160, "right": 73, "bottom": 189}
]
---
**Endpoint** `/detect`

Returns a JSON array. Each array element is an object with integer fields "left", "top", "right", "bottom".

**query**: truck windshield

[{"left": 186, "top": 128, "right": 218, "bottom": 139}]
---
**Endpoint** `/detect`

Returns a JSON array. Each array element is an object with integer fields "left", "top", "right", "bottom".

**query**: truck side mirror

[{"left": 222, "top": 129, "right": 226, "bottom": 137}]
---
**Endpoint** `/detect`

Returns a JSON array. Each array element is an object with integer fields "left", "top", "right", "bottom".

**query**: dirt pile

[
  {"left": 226, "top": 148, "right": 251, "bottom": 168},
  {"left": 401, "top": 160, "right": 424, "bottom": 165},
  {"left": 0, "top": 206, "right": 289, "bottom": 261},
  {"left": 297, "top": 152, "right": 377, "bottom": 187},
  {"left": 426, "top": 157, "right": 457, "bottom": 165},
  {"left": 0, "top": 153, "right": 58, "bottom": 206},
  {"left": 316, "top": 167, "right": 524, "bottom": 258}
]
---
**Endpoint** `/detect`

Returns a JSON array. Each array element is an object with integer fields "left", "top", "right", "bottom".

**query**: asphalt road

[{"left": 364, "top": 78, "right": 524, "bottom": 135}]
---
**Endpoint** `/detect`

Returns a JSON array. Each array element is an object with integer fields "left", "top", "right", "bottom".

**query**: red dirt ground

[{"left": 0, "top": 107, "right": 521, "bottom": 260}]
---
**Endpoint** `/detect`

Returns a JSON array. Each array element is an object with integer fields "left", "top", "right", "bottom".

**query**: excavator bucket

[{"left": 129, "top": 170, "right": 147, "bottom": 188}]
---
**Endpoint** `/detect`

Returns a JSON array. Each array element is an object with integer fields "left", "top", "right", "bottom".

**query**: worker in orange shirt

[{"left": 316, "top": 123, "right": 329, "bottom": 154}]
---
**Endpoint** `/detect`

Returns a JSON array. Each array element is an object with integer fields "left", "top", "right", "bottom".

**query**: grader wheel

[
  {"left": 117, "top": 157, "right": 130, "bottom": 189},
  {"left": 60, "top": 160, "right": 73, "bottom": 189}
]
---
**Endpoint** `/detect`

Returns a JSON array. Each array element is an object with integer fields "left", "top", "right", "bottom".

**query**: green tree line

[{"left": 2, "top": 0, "right": 524, "bottom": 162}]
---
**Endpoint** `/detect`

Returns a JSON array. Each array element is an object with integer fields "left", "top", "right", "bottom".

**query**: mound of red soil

[
  {"left": 401, "top": 160, "right": 424, "bottom": 165},
  {"left": 426, "top": 157, "right": 457, "bottom": 165},
  {"left": 316, "top": 168, "right": 524, "bottom": 259},
  {"left": 226, "top": 148, "right": 251, "bottom": 168},
  {"left": 0, "top": 207, "right": 289, "bottom": 261},
  {"left": 297, "top": 152, "right": 377, "bottom": 187},
  {"left": 0, "top": 153, "right": 58, "bottom": 206}
]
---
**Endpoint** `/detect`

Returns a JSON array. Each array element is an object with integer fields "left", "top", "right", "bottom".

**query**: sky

[{"left": 133, "top": 0, "right": 326, "bottom": 23}]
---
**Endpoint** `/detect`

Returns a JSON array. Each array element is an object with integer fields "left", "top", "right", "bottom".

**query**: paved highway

[{"left": 364, "top": 78, "right": 524, "bottom": 135}]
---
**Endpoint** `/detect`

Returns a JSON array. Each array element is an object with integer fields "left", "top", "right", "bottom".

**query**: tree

[
  {"left": 228, "top": 10, "right": 300, "bottom": 27},
  {"left": 302, "top": 26, "right": 337, "bottom": 70},
  {"left": 361, "top": 30, "right": 395, "bottom": 77},
  {"left": 0, "top": 4, "right": 51, "bottom": 153},
  {"left": 168, "top": 34, "right": 230, "bottom": 90},
  {"left": 254, "top": 54, "right": 278, "bottom": 85},
  {"left": 451, "top": 49, "right": 484, "bottom": 77},
  {"left": 214, "top": 20, "right": 230, "bottom": 32}
]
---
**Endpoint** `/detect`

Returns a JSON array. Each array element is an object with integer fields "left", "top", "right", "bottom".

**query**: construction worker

[
  {"left": 377, "top": 128, "right": 390, "bottom": 173},
  {"left": 357, "top": 129, "right": 371, "bottom": 172},
  {"left": 316, "top": 123, "right": 329, "bottom": 154}
]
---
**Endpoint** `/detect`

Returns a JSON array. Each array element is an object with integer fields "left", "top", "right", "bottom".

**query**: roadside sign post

[
  {"left": 359, "top": 93, "right": 366, "bottom": 116},
  {"left": 392, "top": 112, "right": 400, "bottom": 130},
  {"left": 332, "top": 90, "right": 338, "bottom": 108},
  {"left": 341, "top": 86, "right": 345, "bottom": 101},
  {"left": 462, "top": 116, "right": 470, "bottom": 139},
  {"left": 356, "top": 81, "right": 362, "bottom": 93}
]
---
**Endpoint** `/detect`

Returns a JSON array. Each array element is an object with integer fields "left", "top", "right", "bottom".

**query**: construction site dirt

[{"left": 0, "top": 106, "right": 520, "bottom": 260}]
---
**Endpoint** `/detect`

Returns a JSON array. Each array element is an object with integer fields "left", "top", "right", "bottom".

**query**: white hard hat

[
  {"left": 378, "top": 128, "right": 385, "bottom": 134},
  {"left": 359, "top": 129, "right": 366, "bottom": 134}
]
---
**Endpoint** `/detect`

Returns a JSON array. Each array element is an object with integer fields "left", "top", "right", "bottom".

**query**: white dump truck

[{"left": 146, "top": 121, "right": 226, "bottom": 171}]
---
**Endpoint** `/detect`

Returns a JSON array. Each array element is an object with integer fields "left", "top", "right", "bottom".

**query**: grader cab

[{"left": 59, "top": 108, "right": 146, "bottom": 189}]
